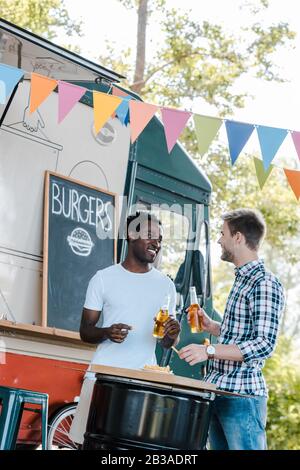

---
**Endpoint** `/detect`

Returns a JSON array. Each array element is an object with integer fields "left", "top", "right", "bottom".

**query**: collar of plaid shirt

[{"left": 234, "top": 259, "right": 264, "bottom": 277}]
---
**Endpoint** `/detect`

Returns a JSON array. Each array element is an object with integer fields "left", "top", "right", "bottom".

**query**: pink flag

[
  {"left": 291, "top": 131, "right": 300, "bottom": 162},
  {"left": 161, "top": 108, "right": 192, "bottom": 153},
  {"left": 58, "top": 81, "right": 86, "bottom": 123},
  {"left": 129, "top": 101, "right": 158, "bottom": 143}
]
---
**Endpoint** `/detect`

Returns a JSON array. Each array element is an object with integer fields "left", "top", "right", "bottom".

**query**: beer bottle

[
  {"left": 153, "top": 295, "right": 170, "bottom": 339},
  {"left": 188, "top": 286, "right": 202, "bottom": 333}
]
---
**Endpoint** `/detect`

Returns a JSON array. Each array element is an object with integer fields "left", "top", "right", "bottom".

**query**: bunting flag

[
  {"left": 284, "top": 169, "right": 300, "bottom": 200},
  {"left": 0, "top": 63, "right": 299, "bottom": 203},
  {"left": 256, "top": 125, "right": 288, "bottom": 171},
  {"left": 193, "top": 115, "right": 222, "bottom": 157},
  {"left": 225, "top": 121, "right": 255, "bottom": 165},
  {"left": 112, "top": 86, "right": 130, "bottom": 98},
  {"left": 29, "top": 73, "right": 57, "bottom": 114},
  {"left": 58, "top": 81, "right": 86, "bottom": 123},
  {"left": 291, "top": 131, "right": 300, "bottom": 162},
  {"left": 0, "top": 63, "right": 24, "bottom": 103},
  {"left": 116, "top": 96, "right": 131, "bottom": 125},
  {"left": 129, "top": 101, "right": 158, "bottom": 143},
  {"left": 112, "top": 86, "right": 130, "bottom": 118},
  {"left": 253, "top": 157, "right": 274, "bottom": 190},
  {"left": 93, "top": 91, "right": 122, "bottom": 134},
  {"left": 161, "top": 108, "right": 192, "bottom": 153}
]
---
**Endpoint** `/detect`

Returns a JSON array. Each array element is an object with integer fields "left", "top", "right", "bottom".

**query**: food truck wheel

[{"left": 47, "top": 404, "right": 79, "bottom": 450}]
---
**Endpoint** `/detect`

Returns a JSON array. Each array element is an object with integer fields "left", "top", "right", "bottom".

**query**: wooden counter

[{"left": 91, "top": 364, "right": 242, "bottom": 397}]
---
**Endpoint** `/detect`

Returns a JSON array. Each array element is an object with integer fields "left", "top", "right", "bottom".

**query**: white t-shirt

[{"left": 84, "top": 263, "right": 176, "bottom": 371}]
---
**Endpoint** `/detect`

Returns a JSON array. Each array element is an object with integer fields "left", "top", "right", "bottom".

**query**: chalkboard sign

[{"left": 42, "top": 171, "right": 116, "bottom": 333}]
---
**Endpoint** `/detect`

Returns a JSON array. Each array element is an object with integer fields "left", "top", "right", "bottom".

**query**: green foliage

[
  {"left": 101, "top": 0, "right": 295, "bottom": 114},
  {"left": 202, "top": 147, "right": 300, "bottom": 258},
  {"left": 0, "top": 0, "right": 82, "bottom": 39},
  {"left": 264, "top": 336, "right": 300, "bottom": 450}
]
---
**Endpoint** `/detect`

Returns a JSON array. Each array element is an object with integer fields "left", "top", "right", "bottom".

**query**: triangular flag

[
  {"left": 225, "top": 120, "right": 255, "bottom": 165},
  {"left": 129, "top": 101, "right": 158, "bottom": 143},
  {"left": 112, "top": 86, "right": 130, "bottom": 118},
  {"left": 0, "top": 63, "right": 24, "bottom": 103},
  {"left": 116, "top": 96, "right": 131, "bottom": 125},
  {"left": 93, "top": 91, "right": 122, "bottom": 133},
  {"left": 29, "top": 73, "right": 57, "bottom": 113},
  {"left": 253, "top": 157, "right": 273, "bottom": 190},
  {"left": 161, "top": 108, "right": 191, "bottom": 153},
  {"left": 256, "top": 125, "right": 288, "bottom": 171},
  {"left": 112, "top": 86, "right": 130, "bottom": 98},
  {"left": 58, "top": 81, "right": 86, "bottom": 123},
  {"left": 193, "top": 115, "right": 222, "bottom": 156},
  {"left": 291, "top": 131, "right": 300, "bottom": 162},
  {"left": 284, "top": 169, "right": 300, "bottom": 200}
]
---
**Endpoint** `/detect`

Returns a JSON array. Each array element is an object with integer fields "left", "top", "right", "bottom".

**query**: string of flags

[{"left": 0, "top": 62, "right": 299, "bottom": 201}]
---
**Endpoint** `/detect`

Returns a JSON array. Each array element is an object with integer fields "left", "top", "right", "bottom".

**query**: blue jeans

[{"left": 209, "top": 395, "right": 267, "bottom": 450}]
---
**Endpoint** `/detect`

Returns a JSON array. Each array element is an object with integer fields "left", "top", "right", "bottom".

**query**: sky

[{"left": 57, "top": 0, "right": 300, "bottom": 170}]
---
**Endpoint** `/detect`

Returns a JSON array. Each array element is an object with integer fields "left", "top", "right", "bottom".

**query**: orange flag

[
  {"left": 284, "top": 169, "right": 300, "bottom": 200},
  {"left": 112, "top": 86, "right": 130, "bottom": 98},
  {"left": 29, "top": 73, "right": 57, "bottom": 113},
  {"left": 93, "top": 91, "right": 122, "bottom": 133},
  {"left": 129, "top": 101, "right": 158, "bottom": 143}
]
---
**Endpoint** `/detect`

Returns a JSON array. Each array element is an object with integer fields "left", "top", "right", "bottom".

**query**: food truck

[{"left": 0, "top": 19, "right": 215, "bottom": 449}]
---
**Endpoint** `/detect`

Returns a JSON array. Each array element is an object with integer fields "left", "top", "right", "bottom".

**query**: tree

[
  {"left": 264, "top": 336, "right": 300, "bottom": 450},
  {"left": 100, "top": 0, "right": 295, "bottom": 113},
  {"left": 0, "top": 0, "right": 82, "bottom": 40}
]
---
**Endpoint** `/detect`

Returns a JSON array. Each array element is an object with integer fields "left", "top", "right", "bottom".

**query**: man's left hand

[
  {"left": 179, "top": 344, "right": 208, "bottom": 366},
  {"left": 163, "top": 317, "right": 180, "bottom": 340}
]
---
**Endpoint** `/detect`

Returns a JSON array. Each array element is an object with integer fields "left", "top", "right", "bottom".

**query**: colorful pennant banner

[
  {"left": 257, "top": 125, "right": 288, "bottom": 171},
  {"left": 225, "top": 121, "right": 255, "bottom": 165},
  {"left": 129, "top": 100, "right": 158, "bottom": 143},
  {"left": 253, "top": 157, "right": 274, "bottom": 190},
  {"left": 93, "top": 91, "right": 122, "bottom": 133},
  {"left": 0, "top": 62, "right": 299, "bottom": 201},
  {"left": 58, "top": 81, "right": 86, "bottom": 123},
  {"left": 161, "top": 108, "right": 192, "bottom": 153},
  {"left": 0, "top": 63, "right": 24, "bottom": 103},
  {"left": 29, "top": 73, "right": 57, "bottom": 114},
  {"left": 193, "top": 115, "right": 222, "bottom": 157}
]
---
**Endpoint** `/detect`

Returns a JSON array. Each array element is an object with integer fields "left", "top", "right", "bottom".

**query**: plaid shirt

[{"left": 205, "top": 259, "right": 285, "bottom": 396}]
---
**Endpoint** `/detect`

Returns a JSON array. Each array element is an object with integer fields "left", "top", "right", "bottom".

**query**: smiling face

[
  {"left": 217, "top": 221, "right": 236, "bottom": 263},
  {"left": 128, "top": 220, "right": 163, "bottom": 264}
]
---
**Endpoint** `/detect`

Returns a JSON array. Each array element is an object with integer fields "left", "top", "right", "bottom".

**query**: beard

[{"left": 220, "top": 247, "right": 234, "bottom": 263}]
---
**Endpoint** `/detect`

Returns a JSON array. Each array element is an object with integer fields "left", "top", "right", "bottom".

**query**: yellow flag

[{"left": 93, "top": 92, "right": 122, "bottom": 133}]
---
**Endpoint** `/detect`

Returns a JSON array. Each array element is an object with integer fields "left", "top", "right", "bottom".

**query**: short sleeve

[
  {"left": 84, "top": 271, "right": 104, "bottom": 311},
  {"left": 168, "top": 279, "right": 177, "bottom": 316}
]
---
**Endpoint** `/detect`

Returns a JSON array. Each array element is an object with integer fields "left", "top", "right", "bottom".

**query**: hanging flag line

[{"left": 0, "top": 63, "right": 299, "bottom": 200}]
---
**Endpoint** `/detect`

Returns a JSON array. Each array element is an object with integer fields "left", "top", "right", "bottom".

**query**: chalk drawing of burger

[{"left": 67, "top": 227, "right": 94, "bottom": 257}]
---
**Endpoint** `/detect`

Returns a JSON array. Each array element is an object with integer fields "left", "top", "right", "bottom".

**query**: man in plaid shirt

[{"left": 179, "top": 208, "right": 285, "bottom": 450}]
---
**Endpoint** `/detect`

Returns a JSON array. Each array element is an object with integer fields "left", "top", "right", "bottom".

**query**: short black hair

[
  {"left": 126, "top": 211, "right": 162, "bottom": 241},
  {"left": 222, "top": 208, "right": 266, "bottom": 250}
]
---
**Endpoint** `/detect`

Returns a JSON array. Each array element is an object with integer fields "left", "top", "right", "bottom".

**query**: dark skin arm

[
  {"left": 80, "top": 308, "right": 132, "bottom": 344},
  {"left": 160, "top": 316, "right": 181, "bottom": 349}
]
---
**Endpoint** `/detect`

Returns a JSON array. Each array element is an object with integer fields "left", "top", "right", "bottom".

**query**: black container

[{"left": 83, "top": 374, "right": 214, "bottom": 450}]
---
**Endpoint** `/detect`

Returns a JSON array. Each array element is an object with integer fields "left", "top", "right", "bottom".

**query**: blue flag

[
  {"left": 0, "top": 63, "right": 24, "bottom": 103},
  {"left": 116, "top": 96, "right": 131, "bottom": 125},
  {"left": 256, "top": 125, "right": 288, "bottom": 170},
  {"left": 225, "top": 120, "right": 255, "bottom": 165}
]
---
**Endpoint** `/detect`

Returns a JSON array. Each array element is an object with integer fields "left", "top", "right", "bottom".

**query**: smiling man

[
  {"left": 179, "top": 208, "right": 285, "bottom": 450},
  {"left": 69, "top": 211, "right": 180, "bottom": 446}
]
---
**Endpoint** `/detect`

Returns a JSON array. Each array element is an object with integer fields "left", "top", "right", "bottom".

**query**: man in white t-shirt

[{"left": 69, "top": 211, "right": 180, "bottom": 445}]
